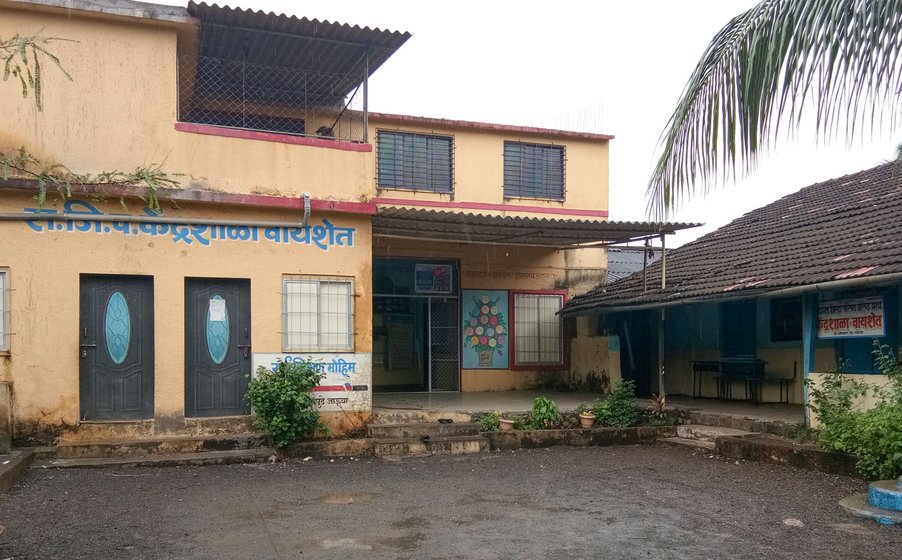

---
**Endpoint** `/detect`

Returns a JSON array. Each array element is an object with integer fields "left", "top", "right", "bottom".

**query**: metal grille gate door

[{"left": 429, "top": 298, "right": 460, "bottom": 391}]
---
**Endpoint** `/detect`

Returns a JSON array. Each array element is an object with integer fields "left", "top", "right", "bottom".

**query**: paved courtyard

[{"left": 1, "top": 445, "right": 899, "bottom": 559}]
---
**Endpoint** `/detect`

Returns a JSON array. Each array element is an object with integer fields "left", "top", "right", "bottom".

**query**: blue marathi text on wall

[{"left": 23, "top": 200, "right": 355, "bottom": 251}]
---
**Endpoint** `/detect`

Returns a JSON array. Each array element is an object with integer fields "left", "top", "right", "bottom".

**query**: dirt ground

[{"left": 1, "top": 445, "right": 899, "bottom": 559}]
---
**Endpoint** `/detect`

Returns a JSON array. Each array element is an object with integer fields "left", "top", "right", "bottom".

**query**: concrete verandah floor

[{"left": 373, "top": 390, "right": 805, "bottom": 424}]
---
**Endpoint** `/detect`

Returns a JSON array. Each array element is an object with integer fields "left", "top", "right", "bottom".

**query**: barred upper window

[
  {"left": 377, "top": 131, "right": 454, "bottom": 193},
  {"left": 503, "top": 141, "right": 565, "bottom": 200}
]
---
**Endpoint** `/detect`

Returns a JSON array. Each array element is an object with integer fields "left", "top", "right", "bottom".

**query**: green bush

[
  {"left": 592, "top": 380, "right": 638, "bottom": 427},
  {"left": 480, "top": 410, "right": 501, "bottom": 432},
  {"left": 808, "top": 340, "right": 902, "bottom": 479},
  {"left": 819, "top": 403, "right": 902, "bottom": 479},
  {"left": 246, "top": 360, "right": 325, "bottom": 448},
  {"left": 527, "top": 396, "right": 561, "bottom": 429},
  {"left": 806, "top": 370, "right": 867, "bottom": 428}
]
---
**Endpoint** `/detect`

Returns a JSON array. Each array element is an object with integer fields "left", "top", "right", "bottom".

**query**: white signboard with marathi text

[
  {"left": 817, "top": 296, "right": 885, "bottom": 339},
  {"left": 252, "top": 353, "right": 371, "bottom": 412}
]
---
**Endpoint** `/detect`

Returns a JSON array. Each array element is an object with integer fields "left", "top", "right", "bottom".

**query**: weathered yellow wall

[
  {"left": 0, "top": 192, "right": 372, "bottom": 440},
  {"left": 369, "top": 116, "right": 609, "bottom": 215},
  {"left": 569, "top": 317, "right": 621, "bottom": 390},
  {"left": 0, "top": 6, "right": 371, "bottom": 202}
]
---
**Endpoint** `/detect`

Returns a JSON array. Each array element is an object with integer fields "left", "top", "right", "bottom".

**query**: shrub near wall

[
  {"left": 809, "top": 341, "right": 902, "bottom": 479},
  {"left": 246, "top": 360, "right": 326, "bottom": 448}
]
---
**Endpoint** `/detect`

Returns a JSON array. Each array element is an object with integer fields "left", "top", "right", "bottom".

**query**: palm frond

[{"left": 647, "top": 0, "right": 902, "bottom": 220}]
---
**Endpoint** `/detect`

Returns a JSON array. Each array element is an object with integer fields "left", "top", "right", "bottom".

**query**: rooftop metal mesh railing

[{"left": 177, "top": 55, "right": 367, "bottom": 143}]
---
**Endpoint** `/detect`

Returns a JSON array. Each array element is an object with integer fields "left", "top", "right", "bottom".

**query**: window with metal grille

[
  {"left": 513, "top": 292, "right": 565, "bottom": 366},
  {"left": 0, "top": 270, "right": 8, "bottom": 351},
  {"left": 377, "top": 130, "right": 453, "bottom": 193},
  {"left": 503, "top": 141, "right": 565, "bottom": 200},
  {"left": 282, "top": 277, "right": 354, "bottom": 352}
]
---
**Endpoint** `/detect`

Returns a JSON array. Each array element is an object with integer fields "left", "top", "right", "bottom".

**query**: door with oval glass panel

[
  {"left": 79, "top": 275, "right": 154, "bottom": 421},
  {"left": 185, "top": 278, "right": 251, "bottom": 417}
]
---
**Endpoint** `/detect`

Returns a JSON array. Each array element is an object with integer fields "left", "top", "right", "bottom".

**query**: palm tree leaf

[{"left": 647, "top": 0, "right": 902, "bottom": 219}]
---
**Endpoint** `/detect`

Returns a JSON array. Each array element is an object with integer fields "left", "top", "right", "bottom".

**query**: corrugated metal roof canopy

[
  {"left": 187, "top": 2, "right": 411, "bottom": 104},
  {"left": 373, "top": 207, "right": 699, "bottom": 248}
]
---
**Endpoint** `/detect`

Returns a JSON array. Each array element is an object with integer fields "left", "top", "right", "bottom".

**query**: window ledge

[
  {"left": 511, "top": 363, "right": 567, "bottom": 371},
  {"left": 175, "top": 123, "right": 373, "bottom": 153},
  {"left": 377, "top": 186, "right": 454, "bottom": 196},
  {"left": 503, "top": 195, "right": 566, "bottom": 203}
]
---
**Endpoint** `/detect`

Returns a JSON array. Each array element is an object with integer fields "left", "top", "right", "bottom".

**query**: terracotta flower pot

[
  {"left": 499, "top": 418, "right": 515, "bottom": 431},
  {"left": 579, "top": 413, "right": 596, "bottom": 429}
]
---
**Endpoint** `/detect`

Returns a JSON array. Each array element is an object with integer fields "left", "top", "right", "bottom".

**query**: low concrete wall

[
  {"left": 485, "top": 426, "right": 677, "bottom": 452},
  {"left": 281, "top": 438, "right": 373, "bottom": 458},
  {"left": 0, "top": 449, "right": 34, "bottom": 494},
  {"left": 716, "top": 435, "right": 860, "bottom": 478}
]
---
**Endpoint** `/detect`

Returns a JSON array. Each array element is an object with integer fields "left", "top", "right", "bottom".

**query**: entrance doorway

[
  {"left": 79, "top": 275, "right": 154, "bottom": 421},
  {"left": 372, "top": 259, "right": 460, "bottom": 392},
  {"left": 185, "top": 278, "right": 252, "bottom": 417}
]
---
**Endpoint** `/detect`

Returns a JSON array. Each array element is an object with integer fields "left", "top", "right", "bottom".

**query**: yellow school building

[{"left": 0, "top": 0, "right": 688, "bottom": 445}]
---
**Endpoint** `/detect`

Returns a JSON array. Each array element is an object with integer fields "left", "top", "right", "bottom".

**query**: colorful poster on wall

[
  {"left": 817, "top": 296, "right": 885, "bottom": 338},
  {"left": 462, "top": 290, "right": 509, "bottom": 369}
]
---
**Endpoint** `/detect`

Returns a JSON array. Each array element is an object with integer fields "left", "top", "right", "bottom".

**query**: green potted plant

[{"left": 577, "top": 404, "right": 596, "bottom": 429}]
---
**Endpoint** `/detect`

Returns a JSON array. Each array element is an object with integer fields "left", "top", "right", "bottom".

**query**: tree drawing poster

[{"left": 462, "top": 290, "right": 509, "bottom": 369}]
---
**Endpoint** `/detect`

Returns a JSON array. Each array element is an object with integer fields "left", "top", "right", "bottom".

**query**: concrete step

[
  {"left": 371, "top": 410, "right": 473, "bottom": 425},
  {"left": 374, "top": 435, "right": 488, "bottom": 457},
  {"left": 676, "top": 425, "right": 754, "bottom": 442},
  {"left": 368, "top": 422, "right": 480, "bottom": 439},
  {"left": 1, "top": 449, "right": 36, "bottom": 493},
  {"left": 657, "top": 437, "right": 716, "bottom": 452},
  {"left": 54, "top": 433, "right": 270, "bottom": 459},
  {"left": 33, "top": 447, "right": 276, "bottom": 469},
  {"left": 686, "top": 411, "right": 803, "bottom": 437}
]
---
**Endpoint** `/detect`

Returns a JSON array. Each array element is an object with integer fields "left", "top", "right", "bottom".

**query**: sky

[{"left": 157, "top": 0, "right": 898, "bottom": 246}]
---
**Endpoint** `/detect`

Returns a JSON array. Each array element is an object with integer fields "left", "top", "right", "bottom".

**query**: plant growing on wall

[
  {"left": 1, "top": 148, "right": 179, "bottom": 211},
  {"left": 246, "top": 360, "right": 326, "bottom": 448},
  {"left": 1, "top": 34, "right": 179, "bottom": 210},
  {"left": 2, "top": 33, "right": 72, "bottom": 110},
  {"left": 463, "top": 294, "right": 508, "bottom": 367}
]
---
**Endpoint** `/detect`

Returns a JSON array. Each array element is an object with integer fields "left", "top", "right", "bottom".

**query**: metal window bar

[
  {"left": 514, "top": 294, "right": 563, "bottom": 365},
  {"left": 503, "top": 141, "right": 566, "bottom": 200},
  {"left": 282, "top": 278, "right": 354, "bottom": 352},
  {"left": 376, "top": 131, "right": 454, "bottom": 193},
  {"left": 178, "top": 54, "right": 368, "bottom": 143},
  {"left": 0, "top": 271, "right": 7, "bottom": 351}
]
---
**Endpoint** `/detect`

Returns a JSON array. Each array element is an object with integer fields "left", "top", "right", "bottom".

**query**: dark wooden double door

[{"left": 79, "top": 276, "right": 251, "bottom": 421}]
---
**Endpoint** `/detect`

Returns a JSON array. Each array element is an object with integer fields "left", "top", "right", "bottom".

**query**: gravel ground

[{"left": 0, "top": 445, "right": 899, "bottom": 560}]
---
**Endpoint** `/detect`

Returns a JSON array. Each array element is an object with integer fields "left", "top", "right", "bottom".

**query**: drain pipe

[{"left": 301, "top": 192, "right": 311, "bottom": 228}]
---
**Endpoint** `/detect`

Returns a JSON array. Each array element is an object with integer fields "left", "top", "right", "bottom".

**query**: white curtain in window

[
  {"left": 283, "top": 280, "right": 318, "bottom": 351},
  {"left": 514, "top": 293, "right": 562, "bottom": 365},
  {"left": 319, "top": 281, "right": 352, "bottom": 349}
]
